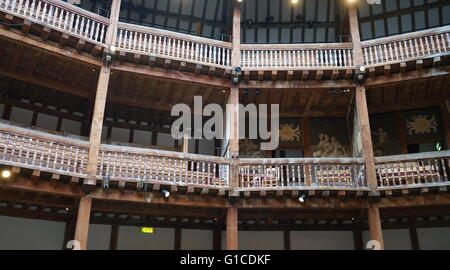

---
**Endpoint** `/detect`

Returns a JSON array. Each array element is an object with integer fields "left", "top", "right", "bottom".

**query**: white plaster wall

[
  {"left": 417, "top": 228, "right": 450, "bottom": 250},
  {"left": 61, "top": 119, "right": 81, "bottom": 135},
  {"left": 181, "top": 229, "right": 213, "bottom": 250},
  {"left": 36, "top": 113, "right": 58, "bottom": 131},
  {"left": 87, "top": 224, "right": 111, "bottom": 250},
  {"left": 117, "top": 226, "right": 174, "bottom": 250},
  {"left": 0, "top": 216, "right": 65, "bottom": 250},
  {"left": 9, "top": 107, "right": 33, "bottom": 126},
  {"left": 291, "top": 231, "right": 354, "bottom": 250}
]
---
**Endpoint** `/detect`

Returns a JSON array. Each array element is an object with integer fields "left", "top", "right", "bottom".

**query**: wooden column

[
  {"left": 73, "top": 196, "right": 92, "bottom": 250},
  {"left": 62, "top": 212, "right": 77, "bottom": 250},
  {"left": 352, "top": 223, "right": 364, "bottom": 250},
  {"left": 367, "top": 205, "right": 384, "bottom": 250},
  {"left": 226, "top": 207, "right": 238, "bottom": 250},
  {"left": 213, "top": 227, "right": 222, "bottom": 250},
  {"left": 355, "top": 85, "right": 377, "bottom": 188},
  {"left": 409, "top": 217, "right": 420, "bottom": 250},
  {"left": 181, "top": 134, "right": 189, "bottom": 153},
  {"left": 109, "top": 224, "right": 119, "bottom": 250},
  {"left": 85, "top": 0, "right": 122, "bottom": 186},
  {"left": 284, "top": 229, "right": 291, "bottom": 250},
  {"left": 439, "top": 103, "right": 450, "bottom": 149},
  {"left": 174, "top": 227, "right": 182, "bottom": 250},
  {"left": 349, "top": 5, "right": 378, "bottom": 189}
]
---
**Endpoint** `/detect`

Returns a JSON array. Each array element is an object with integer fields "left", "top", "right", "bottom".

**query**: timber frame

[{"left": 0, "top": 0, "right": 449, "bottom": 250}]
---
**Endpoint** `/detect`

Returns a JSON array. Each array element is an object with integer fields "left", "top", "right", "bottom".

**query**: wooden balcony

[
  {"left": 0, "top": 121, "right": 449, "bottom": 196},
  {"left": 375, "top": 151, "right": 450, "bottom": 191},
  {"left": 1, "top": 0, "right": 449, "bottom": 78},
  {"left": 361, "top": 26, "right": 450, "bottom": 69}
]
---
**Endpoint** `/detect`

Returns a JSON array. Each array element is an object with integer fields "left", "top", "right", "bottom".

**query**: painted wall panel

[{"left": 87, "top": 224, "right": 111, "bottom": 250}]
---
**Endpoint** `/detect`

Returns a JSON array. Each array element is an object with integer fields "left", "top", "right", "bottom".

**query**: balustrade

[
  {"left": 362, "top": 26, "right": 450, "bottom": 66},
  {"left": 116, "top": 23, "right": 232, "bottom": 68},
  {"left": 238, "top": 158, "right": 366, "bottom": 190},
  {"left": 0, "top": 0, "right": 109, "bottom": 44},
  {"left": 375, "top": 151, "right": 450, "bottom": 188},
  {"left": 240, "top": 44, "right": 354, "bottom": 70}
]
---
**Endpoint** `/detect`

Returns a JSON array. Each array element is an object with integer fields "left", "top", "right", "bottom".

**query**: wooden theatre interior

[{"left": 0, "top": 0, "right": 449, "bottom": 250}]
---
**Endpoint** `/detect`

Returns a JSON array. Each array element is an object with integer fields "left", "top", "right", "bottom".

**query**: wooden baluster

[{"left": 425, "top": 36, "right": 431, "bottom": 55}]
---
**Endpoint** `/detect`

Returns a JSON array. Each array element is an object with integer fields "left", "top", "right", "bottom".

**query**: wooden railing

[
  {"left": 1, "top": 121, "right": 450, "bottom": 193},
  {"left": 97, "top": 144, "right": 230, "bottom": 188},
  {"left": 0, "top": 121, "right": 89, "bottom": 177},
  {"left": 240, "top": 43, "right": 355, "bottom": 70},
  {"left": 238, "top": 158, "right": 366, "bottom": 190},
  {"left": 116, "top": 22, "right": 232, "bottom": 68},
  {"left": 375, "top": 151, "right": 450, "bottom": 189},
  {"left": 362, "top": 26, "right": 450, "bottom": 66},
  {"left": 0, "top": 0, "right": 109, "bottom": 44}
]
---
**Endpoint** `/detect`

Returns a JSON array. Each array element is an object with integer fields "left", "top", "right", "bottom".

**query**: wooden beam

[
  {"left": 367, "top": 205, "right": 384, "bottom": 250},
  {"left": 226, "top": 207, "right": 238, "bottom": 250},
  {"left": 73, "top": 196, "right": 92, "bottom": 250}
]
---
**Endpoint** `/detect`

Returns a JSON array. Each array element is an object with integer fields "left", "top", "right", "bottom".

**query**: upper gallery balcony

[{"left": 0, "top": 0, "right": 449, "bottom": 80}]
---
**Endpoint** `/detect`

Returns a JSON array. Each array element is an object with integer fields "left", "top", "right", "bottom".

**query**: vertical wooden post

[
  {"left": 213, "top": 227, "right": 222, "bottom": 250},
  {"left": 352, "top": 221, "right": 364, "bottom": 250},
  {"left": 226, "top": 207, "right": 238, "bottom": 250},
  {"left": 73, "top": 196, "right": 92, "bottom": 250},
  {"left": 409, "top": 217, "right": 420, "bottom": 250},
  {"left": 355, "top": 86, "right": 377, "bottom": 188},
  {"left": 85, "top": 0, "right": 122, "bottom": 186},
  {"left": 174, "top": 227, "right": 182, "bottom": 250},
  {"left": 62, "top": 212, "right": 77, "bottom": 250},
  {"left": 439, "top": 103, "right": 450, "bottom": 149},
  {"left": 284, "top": 229, "right": 291, "bottom": 250},
  {"left": 349, "top": 5, "right": 377, "bottom": 189},
  {"left": 367, "top": 205, "right": 384, "bottom": 250},
  {"left": 109, "top": 224, "right": 119, "bottom": 250},
  {"left": 182, "top": 134, "right": 189, "bottom": 153}
]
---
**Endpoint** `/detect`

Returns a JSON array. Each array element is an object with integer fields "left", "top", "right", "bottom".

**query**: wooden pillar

[
  {"left": 283, "top": 229, "right": 291, "bottom": 250},
  {"left": 174, "top": 227, "right": 182, "bottom": 250},
  {"left": 439, "top": 103, "right": 450, "bottom": 149},
  {"left": 213, "top": 227, "right": 222, "bottom": 250},
  {"left": 109, "top": 224, "right": 119, "bottom": 250},
  {"left": 367, "top": 205, "right": 384, "bottom": 250},
  {"left": 352, "top": 224, "right": 364, "bottom": 250},
  {"left": 226, "top": 207, "right": 238, "bottom": 250},
  {"left": 73, "top": 196, "right": 92, "bottom": 250},
  {"left": 349, "top": 5, "right": 377, "bottom": 189},
  {"left": 2, "top": 104, "right": 11, "bottom": 120},
  {"left": 409, "top": 217, "right": 420, "bottom": 250},
  {"left": 62, "top": 212, "right": 77, "bottom": 250},
  {"left": 181, "top": 134, "right": 189, "bottom": 153},
  {"left": 355, "top": 85, "right": 377, "bottom": 188},
  {"left": 85, "top": 0, "right": 122, "bottom": 186}
]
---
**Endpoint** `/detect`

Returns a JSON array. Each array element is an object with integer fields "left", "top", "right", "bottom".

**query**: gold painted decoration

[{"left": 406, "top": 115, "right": 438, "bottom": 135}]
